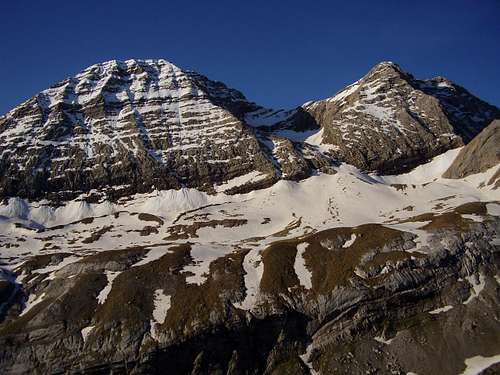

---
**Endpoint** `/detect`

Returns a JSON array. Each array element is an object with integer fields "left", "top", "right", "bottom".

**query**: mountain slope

[
  {"left": 0, "top": 59, "right": 333, "bottom": 201},
  {"left": 249, "top": 61, "right": 499, "bottom": 173},
  {"left": 0, "top": 145, "right": 499, "bottom": 374},
  {"left": 1, "top": 60, "right": 498, "bottom": 202},
  {"left": 443, "top": 119, "right": 499, "bottom": 184}
]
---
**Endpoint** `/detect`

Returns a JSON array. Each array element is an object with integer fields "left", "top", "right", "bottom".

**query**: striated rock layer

[
  {"left": 1, "top": 60, "right": 498, "bottom": 201},
  {"left": 255, "top": 61, "right": 499, "bottom": 174},
  {"left": 0, "top": 206, "right": 499, "bottom": 374}
]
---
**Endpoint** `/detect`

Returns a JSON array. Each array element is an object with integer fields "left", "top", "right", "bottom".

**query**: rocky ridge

[
  {"left": 0, "top": 60, "right": 498, "bottom": 201},
  {"left": 250, "top": 61, "right": 499, "bottom": 174}
]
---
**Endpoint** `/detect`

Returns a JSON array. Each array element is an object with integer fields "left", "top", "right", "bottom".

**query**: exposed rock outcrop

[
  {"left": 0, "top": 206, "right": 498, "bottom": 374},
  {"left": 1, "top": 60, "right": 498, "bottom": 201},
  {"left": 443, "top": 119, "right": 499, "bottom": 184},
  {"left": 264, "top": 62, "right": 499, "bottom": 174}
]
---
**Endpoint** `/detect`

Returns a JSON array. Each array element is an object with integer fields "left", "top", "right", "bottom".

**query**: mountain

[
  {"left": 249, "top": 61, "right": 499, "bottom": 173},
  {"left": 0, "top": 60, "right": 498, "bottom": 202},
  {"left": 0, "top": 60, "right": 499, "bottom": 375},
  {"left": 0, "top": 59, "right": 333, "bottom": 202}
]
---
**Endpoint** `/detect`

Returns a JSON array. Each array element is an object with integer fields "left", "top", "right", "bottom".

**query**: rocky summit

[
  {"left": 248, "top": 61, "right": 499, "bottom": 174},
  {"left": 1, "top": 60, "right": 498, "bottom": 202},
  {"left": 0, "top": 60, "right": 499, "bottom": 375}
]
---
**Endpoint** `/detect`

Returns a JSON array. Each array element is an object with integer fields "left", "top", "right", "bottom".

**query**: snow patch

[
  {"left": 429, "top": 305, "right": 453, "bottom": 314},
  {"left": 460, "top": 354, "right": 500, "bottom": 375},
  {"left": 299, "top": 342, "right": 319, "bottom": 375},
  {"left": 244, "top": 108, "right": 295, "bottom": 127},
  {"left": 215, "top": 171, "right": 268, "bottom": 193},
  {"left": 294, "top": 242, "right": 312, "bottom": 289},
  {"left": 342, "top": 233, "right": 357, "bottom": 248},
  {"left": 234, "top": 249, "right": 264, "bottom": 310},
  {"left": 374, "top": 335, "right": 395, "bottom": 345},
  {"left": 329, "top": 81, "right": 360, "bottom": 104},
  {"left": 463, "top": 273, "right": 486, "bottom": 305},
  {"left": 486, "top": 203, "right": 500, "bottom": 216},
  {"left": 81, "top": 325, "right": 94, "bottom": 342},
  {"left": 151, "top": 289, "right": 171, "bottom": 324},
  {"left": 21, "top": 292, "right": 46, "bottom": 316},
  {"left": 376, "top": 148, "right": 462, "bottom": 185},
  {"left": 461, "top": 214, "right": 483, "bottom": 222},
  {"left": 133, "top": 246, "right": 172, "bottom": 267},
  {"left": 97, "top": 271, "right": 120, "bottom": 304}
]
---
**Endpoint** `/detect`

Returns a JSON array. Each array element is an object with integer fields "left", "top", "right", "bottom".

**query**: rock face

[
  {"left": 0, "top": 60, "right": 498, "bottom": 201},
  {"left": 265, "top": 62, "right": 499, "bottom": 174},
  {"left": 443, "top": 119, "right": 500, "bottom": 183},
  {"left": 0, "top": 205, "right": 499, "bottom": 375},
  {"left": 0, "top": 59, "right": 332, "bottom": 201}
]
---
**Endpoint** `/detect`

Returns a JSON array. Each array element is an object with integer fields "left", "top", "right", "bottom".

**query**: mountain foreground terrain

[{"left": 0, "top": 59, "right": 499, "bottom": 374}]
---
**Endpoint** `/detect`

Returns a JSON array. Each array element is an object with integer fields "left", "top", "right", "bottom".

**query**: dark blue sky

[{"left": 1, "top": 0, "right": 499, "bottom": 115}]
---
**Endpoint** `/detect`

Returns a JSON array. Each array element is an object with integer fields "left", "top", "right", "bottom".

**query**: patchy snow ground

[
  {"left": 1, "top": 148, "right": 499, "bottom": 313},
  {"left": 33, "top": 255, "right": 81, "bottom": 280},
  {"left": 182, "top": 244, "right": 232, "bottom": 285}
]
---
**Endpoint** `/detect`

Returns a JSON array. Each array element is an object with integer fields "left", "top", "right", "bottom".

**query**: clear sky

[{"left": 1, "top": 0, "right": 499, "bottom": 115}]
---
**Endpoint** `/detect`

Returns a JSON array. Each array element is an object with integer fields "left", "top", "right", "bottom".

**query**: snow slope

[{"left": 0, "top": 149, "right": 498, "bottom": 315}]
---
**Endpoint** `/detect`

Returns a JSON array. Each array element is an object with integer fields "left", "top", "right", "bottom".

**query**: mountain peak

[
  {"left": 0, "top": 57, "right": 312, "bottom": 200},
  {"left": 369, "top": 60, "right": 404, "bottom": 73},
  {"left": 0, "top": 58, "right": 498, "bottom": 201},
  {"left": 271, "top": 61, "right": 499, "bottom": 174},
  {"left": 80, "top": 58, "right": 180, "bottom": 72},
  {"left": 363, "top": 61, "right": 409, "bottom": 83}
]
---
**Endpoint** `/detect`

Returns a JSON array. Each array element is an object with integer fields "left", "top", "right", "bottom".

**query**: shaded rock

[{"left": 443, "top": 119, "right": 500, "bottom": 182}]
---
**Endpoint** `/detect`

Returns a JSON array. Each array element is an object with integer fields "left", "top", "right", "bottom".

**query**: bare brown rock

[{"left": 443, "top": 120, "right": 500, "bottom": 181}]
